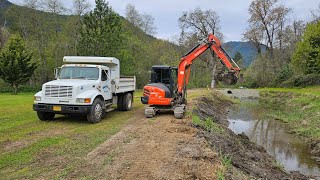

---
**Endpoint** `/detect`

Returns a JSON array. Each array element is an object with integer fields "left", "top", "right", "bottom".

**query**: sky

[{"left": 9, "top": 0, "right": 320, "bottom": 42}]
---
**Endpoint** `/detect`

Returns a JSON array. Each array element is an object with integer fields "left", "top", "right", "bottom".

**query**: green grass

[
  {"left": 0, "top": 91, "right": 144, "bottom": 179},
  {"left": 216, "top": 150, "right": 232, "bottom": 180},
  {"left": 192, "top": 115, "right": 224, "bottom": 133},
  {"left": 259, "top": 88, "right": 320, "bottom": 141},
  {"left": 258, "top": 86, "right": 320, "bottom": 96}
]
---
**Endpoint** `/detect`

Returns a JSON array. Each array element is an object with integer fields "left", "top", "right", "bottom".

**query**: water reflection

[{"left": 228, "top": 105, "right": 320, "bottom": 177}]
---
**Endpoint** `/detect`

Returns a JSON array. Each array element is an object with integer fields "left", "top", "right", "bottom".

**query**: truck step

[{"left": 105, "top": 107, "right": 115, "bottom": 113}]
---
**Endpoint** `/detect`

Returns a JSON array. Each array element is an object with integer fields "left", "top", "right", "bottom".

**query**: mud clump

[{"left": 193, "top": 91, "right": 307, "bottom": 180}]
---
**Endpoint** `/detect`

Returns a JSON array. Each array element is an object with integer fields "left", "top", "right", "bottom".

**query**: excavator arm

[{"left": 177, "top": 34, "right": 240, "bottom": 101}]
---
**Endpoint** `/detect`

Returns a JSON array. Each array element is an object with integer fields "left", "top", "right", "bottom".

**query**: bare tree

[
  {"left": 243, "top": 25, "right": 263, "bottom": 53},
  {"left": 69, "top": 0, "right": 91, "bottom": 55},
  {"left": 23, "top": 0, "right": 43, "bottom": 10},
  {"left": 179, "top": 8, "right": 222, "bottom": 40},
  {"left": 125, "top": 4, "right": 142, "bottom": 26},
  {"left": 248, "top": 0, "right": 290, "bottom": 57},
  {"left": 311, "top": 3, "right": 320, "bottom": 22},
  {"left": 178, "top": 8, "right": 222, "bottom": 88},
  {"left": 140, "top": 14, "right": 156, "bottom": 35},
  {"left": 45, "top": 0, "right": 65, "bottom": 14},
  {"left": 125, "top": 4, "right": 156, "bottom": 35},
  {"left": 73, "top": 0, "right": 91, "bottom": 17}
]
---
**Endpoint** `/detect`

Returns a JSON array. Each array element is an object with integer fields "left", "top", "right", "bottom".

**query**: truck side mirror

[{"left": 54, "top": 68, "right": 61, "bottom": 79}]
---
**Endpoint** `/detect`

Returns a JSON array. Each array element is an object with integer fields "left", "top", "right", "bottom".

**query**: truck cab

[{"left": 33, "top": 56, "right": 136, "bottom": 123}]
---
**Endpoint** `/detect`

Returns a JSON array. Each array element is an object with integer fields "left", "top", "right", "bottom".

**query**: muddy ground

[{"left": 193, "top": 90, "right": 308, "bottom": 179}]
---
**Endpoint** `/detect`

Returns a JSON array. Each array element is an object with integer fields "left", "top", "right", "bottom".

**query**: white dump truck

[{"left": 33, "top": 56, "right": 136, "bottom": 123}]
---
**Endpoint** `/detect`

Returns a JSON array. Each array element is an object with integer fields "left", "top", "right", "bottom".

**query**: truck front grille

[{"left": 45, "top": 85, "right": 73, "bottom": 98}]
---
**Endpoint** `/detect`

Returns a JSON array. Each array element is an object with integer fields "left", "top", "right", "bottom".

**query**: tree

[
  {"left": 292, "top": 22, "right": 320, "bottom": 74},
  {"left": 125, "top": 4, "right": 141, "bottom": 26},
  {"left": 179, "top": 8, "right": 222, "bottom": 40},
  {"left": 234, "top": 51, "right": 244, "bottom": 68},
  {"left": 247, "top": 0, "right": 290, "bottom": 57},
  {"left": 311, "top": 3, "right": 320, "bottom": 23},
  {"left": 178, "top": 8, "right": 222, "bottom": 88},
  {"left": 73, "top": 0, "right": 91, "bottom": 18},
  {"left": 243, "top": 25, "right": 263, "bottom": 53},
  {"left": 0, "top": 27, "right": 10, "bottom": 49},
  {"left": 0, "top": 35, "right": 37, "bottom": 94},
  {"left": 125, "top": 4, "right": 156, "bottom": 35},
  {"left": 77, "top": 0, "right": 123, "bottom": 56}
]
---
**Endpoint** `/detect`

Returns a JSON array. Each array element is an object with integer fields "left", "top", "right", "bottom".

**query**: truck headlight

[
  {"left": 77, "top": 98, "right": 91, "bottom": 103},
  {"left": 34, "top": 96, "right": 41, "bottom": 101}
]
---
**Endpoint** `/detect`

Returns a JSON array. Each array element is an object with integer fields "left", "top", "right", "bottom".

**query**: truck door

[{"left": 101, "top": 69, "right": 112, "bottom": 100}]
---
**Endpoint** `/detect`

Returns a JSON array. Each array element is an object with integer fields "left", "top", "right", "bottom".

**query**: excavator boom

[{"left": 177, "top": 34, "right": 240, "bottom": 101}]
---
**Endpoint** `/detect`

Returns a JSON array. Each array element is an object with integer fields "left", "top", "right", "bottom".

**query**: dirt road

[{"left": 81, "top": 94, "right": 221, "bottom": 179}]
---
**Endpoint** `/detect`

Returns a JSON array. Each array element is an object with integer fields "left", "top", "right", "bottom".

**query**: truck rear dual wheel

[
  {"left": 87, "top": 98, "right": 104, "bottom": 123},
  {"left": 117, "top": 93, "right": 133, "bottom": 111},
  {"left": 37, "top": 112, "right": 55, "bottom": 121}
]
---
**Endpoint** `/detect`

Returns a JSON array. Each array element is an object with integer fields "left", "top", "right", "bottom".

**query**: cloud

[{"left": 9, "top": 0, "right": 320, "bottom": 42}]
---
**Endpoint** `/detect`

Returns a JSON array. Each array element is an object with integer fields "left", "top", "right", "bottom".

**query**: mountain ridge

[{"left": 222, "top": 41, "right": 266, "bottom": 67}]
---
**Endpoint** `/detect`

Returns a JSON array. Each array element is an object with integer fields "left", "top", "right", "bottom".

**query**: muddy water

[{"left": 227, "top": 102, "right": 320, "bottom": 177}]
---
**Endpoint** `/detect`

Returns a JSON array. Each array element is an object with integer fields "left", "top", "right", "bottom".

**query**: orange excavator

[{"left": 141, "top": 34, "right": 241, "bottom": 118}]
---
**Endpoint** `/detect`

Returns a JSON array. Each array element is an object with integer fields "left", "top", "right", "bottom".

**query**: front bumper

[
  {"left": 141, "top": 97, "right": 149, "bottom": 104},
  {"left": 33, "top": 104, "right": 91, "bottom": 114}
]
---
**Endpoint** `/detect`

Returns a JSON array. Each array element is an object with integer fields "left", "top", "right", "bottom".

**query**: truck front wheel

[
  {"left": 37, "top": 112, "right": 55, "bottom": 121},
  {"left": 87, "top": 98, "right": 104, "bottom": 123}
]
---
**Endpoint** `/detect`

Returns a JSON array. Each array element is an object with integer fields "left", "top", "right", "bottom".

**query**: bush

[
  {"left": 281, "top": 74, "right": 320, "bottom": 87},
  {"left": 0, "top": 80, "right": 41, "bottom": 93}
]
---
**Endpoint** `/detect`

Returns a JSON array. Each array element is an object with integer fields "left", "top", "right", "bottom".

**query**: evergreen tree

[
  {"left": 77, "top": 0, "right": 123, "bottom": 57},
  {"left": 292, "top": 22, "right": 320, "bottom": 74},
  {"left": 233, "top": 51, "right": 244, "bottom": 68},
  {"left": 0, "top": 35, "right": 37, "bottom": 94}
]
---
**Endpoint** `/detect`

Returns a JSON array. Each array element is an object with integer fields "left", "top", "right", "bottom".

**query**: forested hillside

[
  {"left": 223, "top": 41, "right": 266, "bottom": 67},
  {"left": 0, "top": 0, "right": 184, "bottom": 90}
]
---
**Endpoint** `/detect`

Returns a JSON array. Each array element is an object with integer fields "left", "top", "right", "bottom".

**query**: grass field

[
  {"left": 0, "top": 91, "right": 143, "bottom": 179},
  {"left": 259, "top": 86, "right": 320, "bottom": 96}
]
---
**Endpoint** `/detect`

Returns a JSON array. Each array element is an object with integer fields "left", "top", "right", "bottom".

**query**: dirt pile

[{"left": 193, "top": 91, "right": 307, "bottom": 180}]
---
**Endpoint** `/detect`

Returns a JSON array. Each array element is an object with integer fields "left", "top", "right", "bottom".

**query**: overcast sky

[{"left": 9, "top": 0, "right": 320, "bottom": 42}]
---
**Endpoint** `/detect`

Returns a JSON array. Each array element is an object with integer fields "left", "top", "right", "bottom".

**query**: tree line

[
  {"left": 0, "top": 0, "right": 181, "bottom": 93},
  {"left": 243, "top": 0, "right": 320, "bottom": 87},
  {"left": 0, "top": 0, "right": 319, "bottom": 94}
]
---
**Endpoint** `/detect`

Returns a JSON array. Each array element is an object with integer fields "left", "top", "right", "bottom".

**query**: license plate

[{"left": 53, "top": 106, "right": 61, "bottom": 111}]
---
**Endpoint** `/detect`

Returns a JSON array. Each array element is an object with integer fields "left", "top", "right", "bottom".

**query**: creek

[{"left": 227, "top": 101, "right": 320, "bottom": 177}]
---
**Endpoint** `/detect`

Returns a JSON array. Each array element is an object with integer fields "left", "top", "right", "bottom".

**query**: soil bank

[{"left": 193, "top": 90, "right": 308, "bottom": 179}]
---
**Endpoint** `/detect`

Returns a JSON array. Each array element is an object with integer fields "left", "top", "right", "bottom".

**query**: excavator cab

[
  {"left": 150, "top": 65, "right": 178, "bottom": 95},
  {"left": 141, "top": 65, "right": 183, "bottom": 118}
]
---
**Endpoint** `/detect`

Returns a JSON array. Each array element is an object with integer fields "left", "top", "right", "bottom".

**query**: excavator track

[
  {"left": 145, "top": 106, "right": 156, "bottom": 118},
  {"left": 174, "top": 104, "right": 186, "bottom": 119}
]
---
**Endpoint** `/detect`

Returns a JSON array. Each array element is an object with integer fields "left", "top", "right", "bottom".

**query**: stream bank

[
  {"left": 259, "top": 90, "right": 320, "bottom": 159},
  {"left": 192, "top": 90, "right": 308, "bottom": 179}
]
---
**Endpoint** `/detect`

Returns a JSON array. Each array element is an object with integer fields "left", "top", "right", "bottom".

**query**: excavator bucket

[{"left": 217, "top": 72, "right": 238, "bottom": 85}]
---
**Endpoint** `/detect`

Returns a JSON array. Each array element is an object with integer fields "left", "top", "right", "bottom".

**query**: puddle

[{"left": 228, "top": 103, "right": 320, "bottom": 177}]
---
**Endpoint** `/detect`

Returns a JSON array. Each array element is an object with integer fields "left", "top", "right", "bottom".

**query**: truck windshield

[{"left": 59, "top": 67, "right": 99, "bottom": 80}]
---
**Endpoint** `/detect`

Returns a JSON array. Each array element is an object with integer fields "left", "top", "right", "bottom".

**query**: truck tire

[
  {"left": 87, "top": 98, "right": 104, "bottom": 123},
  {"left": 37, "top": 112, "right": 55, "bottom": 121},
  {"left": 117, "top": 94, "right": 124, "bottom": 111},
  {"left": 122, "top": 93, "right": 133, "bottom": 111}
]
